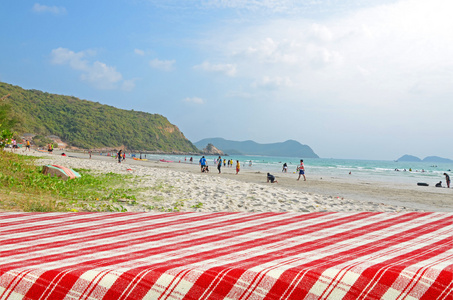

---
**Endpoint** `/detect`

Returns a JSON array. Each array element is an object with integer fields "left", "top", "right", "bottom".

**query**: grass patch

[{"left": 0, "top": 151, "right": 135, "bottom": 212}]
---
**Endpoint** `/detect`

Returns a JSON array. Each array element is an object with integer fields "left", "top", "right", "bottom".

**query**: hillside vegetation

[{"left": 0, "top": 82, "right": 198, "bottom": 152}]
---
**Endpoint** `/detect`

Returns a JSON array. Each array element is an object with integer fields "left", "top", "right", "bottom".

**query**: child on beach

[
  {"left": 297, "top": 159, "right": 306, "bottom": 181},
  {"left": 267, "top": 173, "right": 278, "bottom": 183},
  {"left": 236, "top": 160, "right": 240, "bottom": 175}
]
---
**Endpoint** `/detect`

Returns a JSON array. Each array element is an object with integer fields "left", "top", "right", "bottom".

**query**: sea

[{"left": 135, "top": 153, "right": 452, "bottom": 186}]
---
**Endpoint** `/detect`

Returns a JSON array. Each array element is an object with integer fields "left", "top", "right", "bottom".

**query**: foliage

[
  {"left": 0, "top": 81, "right": 199, "bottom": 152},
  {"left": 0, "top": 99, "right": 17, "bottom": 148},
  {"left": 0, "top": 151, "right": 136, "bottom": 212},
  {"left": 32, "top": 134, "right": 56, "bottom": 147}
]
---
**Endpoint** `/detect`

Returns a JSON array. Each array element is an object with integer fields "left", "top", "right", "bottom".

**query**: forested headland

[{"left": 0, "top": 82, "right": 199, "bottom": 153}]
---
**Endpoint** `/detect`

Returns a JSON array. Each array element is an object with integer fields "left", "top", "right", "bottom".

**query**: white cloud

[
  {"left": 194, "top": 61, "right": 237, "bottom": 77},
  {"left": 203, "top": 0, "right": 453, "bottom": 106},
  {"left": 252, "top": 76, "right": 293, "bottom": 89},
  {"left": 33, "top": 3, "right": 66, "bottom": 15},
  {"left": 134, "top": 49, "right": 145, "bottom": 56},
  {"left": 183, "top": 97, "right": 204, "bottom": 104},
  {"left": 50, "top": 47, "right": 130, "bottom": 90},
  {"left": 149, "top": 58, "right": 175, "bottom": 71}
]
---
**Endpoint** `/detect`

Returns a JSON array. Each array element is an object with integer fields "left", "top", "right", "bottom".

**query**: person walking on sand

[
  {"left": 236, "top": 160, "right": 240, "bottom": 175},
  {"left": 282, "top": 163, "right": 288, "bottom": 173},
  {"left": 25, "top": 140, "right": 31, "bottom": 151},
  {"left": 297, "top": 159, "right": 306, "bottom": 181},
  {"left": 217, "top": 156, "right": 222, "bottom": 174},
  {"left": 444, "top": 173, "right": 450, "bottom": 188}
]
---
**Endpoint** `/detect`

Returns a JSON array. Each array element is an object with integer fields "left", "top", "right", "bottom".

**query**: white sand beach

[{"left": 13, "top": 149, "right": 452, "bottom": 213}]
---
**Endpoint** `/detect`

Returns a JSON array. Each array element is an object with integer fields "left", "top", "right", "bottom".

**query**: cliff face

[
  {"left": 0, "top": 81, "right": 199, "bottom": 152},
  {"left": 203, "top": 143, "right": 224, "bottom": 155}
]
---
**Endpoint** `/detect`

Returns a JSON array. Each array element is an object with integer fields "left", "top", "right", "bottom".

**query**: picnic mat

[{"left": 0, "top": 212, "right": 451, "bottom": 300}]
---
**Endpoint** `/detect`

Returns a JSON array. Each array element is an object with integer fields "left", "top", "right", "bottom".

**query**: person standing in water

[{"left": 297, "top": 159, "right": 306, "bottom": 181}]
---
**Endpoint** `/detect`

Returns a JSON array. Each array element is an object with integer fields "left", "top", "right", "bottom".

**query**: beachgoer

[
  {"left": 118, "top": 150, "right": 122, "bottom": 163},
  {"left": 217, "top": 156, "right": 222, "bottom": 174},
  {"left": 267, "top": 173, "right": 278, "bottom": 183},
  {"left": 190, "top": 157, "right": 193, "bottom": 163},
  {"left": 297, "top": 159, "right": 306, "bottom": 181},
  {"left": 25, "top": 140, "right": 30, "bottom": 151},
  {"left": 282, "top": 163, "right": 288, "bottom": 173},
  {"left": 236, "top": 160, "right": 240, "bottom": 175},
  {"left": 123, "top": 153, "right": 126, "bottom": 161},
  {"left": 249, "top": 160, "right": 252, "bottom": 167},
  {"left": 444, "top": 173, "right": 450, "bottom": 188},
  {"left": 435, "top": 181, "right": 442, "bottom": 188},
  {"left": 199, "top": 156, "right": 206, "bottom": 172},
  {"left": 223, "top": 159, "right": 226, "bottom": 167},
  {"left": 89, "top": 150, "right": 92, "bottom": 159}
]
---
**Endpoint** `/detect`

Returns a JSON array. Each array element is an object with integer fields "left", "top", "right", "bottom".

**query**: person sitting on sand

[
  {"left": 435, "top": 181, "right": 442, "bottom": 187},
  {"left": 444, "top": 173, "right": 450, "bottom": 188},
  {"left": 267, "top": 173, "right": 278, "bottom": 183}
]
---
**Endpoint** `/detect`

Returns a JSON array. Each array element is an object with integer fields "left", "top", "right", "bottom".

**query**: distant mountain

[
  {"left": 0, "top": 81, "right": 198, "bottom": 152},
  {"left": 397, "top": 155, "right": 422, "bottom": 162},
  {"left": 423, "top": 156, "right": 453, "bottom": 163},
  {"left": 195, "top": 138, "right": 319, "bottom": 158},
  {"left": 397, "top": 154, "right": 453, "bottom": 163}
]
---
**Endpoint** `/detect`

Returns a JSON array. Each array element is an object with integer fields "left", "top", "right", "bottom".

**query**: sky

[{"left": 1, "top": 0, "right": 452, "bottom": 160}]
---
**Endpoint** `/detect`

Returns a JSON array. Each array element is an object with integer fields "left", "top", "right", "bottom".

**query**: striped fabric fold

[{"left": 0, "top": 212, "right": 451, "bottom": 300}]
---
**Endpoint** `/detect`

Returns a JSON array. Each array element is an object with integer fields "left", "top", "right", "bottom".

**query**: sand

[{"left": 11, "top": 148, "right": 451, "bottom": 213}]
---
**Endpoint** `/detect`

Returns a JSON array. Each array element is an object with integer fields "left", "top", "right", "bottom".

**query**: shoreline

[{"left": 8, "top": 148, "right": 453, "bottom": 212}]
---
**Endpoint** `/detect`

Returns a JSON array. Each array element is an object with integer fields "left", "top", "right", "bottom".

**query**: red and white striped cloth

[{"left": 0, "top": 212, "right": 451, "bottom": 300}]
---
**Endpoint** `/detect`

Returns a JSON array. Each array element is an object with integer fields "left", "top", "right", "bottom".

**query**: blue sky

[{"left": 1, "top": 0, "right": 452, "bottom": 160}]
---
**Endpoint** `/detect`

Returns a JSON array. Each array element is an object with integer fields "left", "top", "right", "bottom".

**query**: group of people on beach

[
  {"left": 198, "top": 156, "right": 307, "bottom": 183},
  {"left": 199, "top": 156, "right": 241, "bottom": 175}
]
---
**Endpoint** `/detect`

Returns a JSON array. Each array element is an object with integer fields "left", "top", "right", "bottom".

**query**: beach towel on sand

[{"left": 42, "top": 164, "right": 81, "bottom": 180}]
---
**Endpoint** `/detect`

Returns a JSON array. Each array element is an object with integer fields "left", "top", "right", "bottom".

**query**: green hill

[
  {"left": 195, "top": 138, "right": 319, "bottom": 158},
  {"left": 0, "top": 82, "right": 199, "bottom": 152}
]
